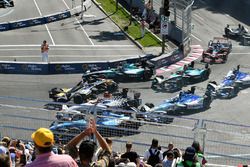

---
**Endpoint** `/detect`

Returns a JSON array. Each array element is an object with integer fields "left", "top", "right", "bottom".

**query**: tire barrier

[{"left": 0, "top": 10, "right": 71, "bottom": 32}]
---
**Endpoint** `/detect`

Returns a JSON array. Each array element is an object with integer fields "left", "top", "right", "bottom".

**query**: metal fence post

[{"left": 193, "top": 119, "right": 207, "bottom": 154}]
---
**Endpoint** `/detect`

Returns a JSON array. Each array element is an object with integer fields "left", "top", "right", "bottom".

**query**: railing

[{"left": 0, "top": 98, "right": 249, "bottom": 165}]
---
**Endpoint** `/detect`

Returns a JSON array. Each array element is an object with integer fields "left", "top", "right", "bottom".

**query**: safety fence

[{"left": 0, "top": 97, "right": 249, "bottom": 166}]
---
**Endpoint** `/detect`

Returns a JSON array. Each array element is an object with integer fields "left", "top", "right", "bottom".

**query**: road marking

[
  {"left": 0, "top": 54, "right": 140, "bottom": 58},
  {"left": 231, "top": 53, "right": 250, "bottom": 55},
  {"left": 61, "top": 0, "right": 94, "bottom": 45},
  {"left": 0, "top": 44, "right": 135, "bottom": 47},
  {"left": 33, "top": 0, "right": 55, "bottom": 46},
  {"left": 0, "top": 47, "right": 137, "bottom": 51},
  {"left": 0, "top": 9, "right": 14, "bottom": 18},
  {"left": 191, "top": 34, "right": 202, "bottom": 42},
  {"left": 193, "top": 14, "right": 204, "bottom": 21}
]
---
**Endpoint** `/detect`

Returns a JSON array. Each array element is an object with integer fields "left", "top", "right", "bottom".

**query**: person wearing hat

[
  {"left": 66, "top": 118, "right": 112, "bottom": 167},
  {"left": 176, "top": 147, "right": 201, "bottom": 167},
  {"left": 26, "top": 127, "right": 78, "bottom": 167}
]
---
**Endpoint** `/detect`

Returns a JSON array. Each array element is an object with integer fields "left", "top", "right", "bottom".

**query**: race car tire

[
  {"left": 143, "top": 69, "right": 153, "bottom": 81},
  {"left": 10, "top": 1, "right": 14, "bottom": 6},
  {"left": 73, "top": 93, "right": 84, "bottom": 104},
  {"left": 203, "top": 95, "right": 212, "bottom": 109}
]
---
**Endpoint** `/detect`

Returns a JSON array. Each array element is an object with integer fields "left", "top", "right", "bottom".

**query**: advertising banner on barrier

[
  {"left": 0, "top": 62, "right": 48, "bottom": 74},
  {"left": 44, "top": 11, "right": 71, "bottom": 23},
  {"left": 48, "top": 62, "right": 110, "bottom": 74},
  {"left": 0, "top": 22, "right": 10, "bottom": 31},
  {"left": 9, "top": 19, "right": 31, "bottom": 29},
  {"left": 150, "top": 50, "right": 183, "bottom": 68},
  {"left": 27, "top": 17, "right": 46, "bottom": 26}
]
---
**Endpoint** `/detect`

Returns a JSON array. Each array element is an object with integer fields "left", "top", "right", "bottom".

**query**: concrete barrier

[{"left": 0, "top": 54, "right": 156, "bottom": 74}]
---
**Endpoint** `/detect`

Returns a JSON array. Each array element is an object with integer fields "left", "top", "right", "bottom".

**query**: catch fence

[{"left": 0, "top": 99, "right": 249, "bottom": 165}]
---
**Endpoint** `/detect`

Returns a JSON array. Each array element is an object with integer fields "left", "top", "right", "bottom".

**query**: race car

[
  {"left": 49, "top": 78, "right": 118, "bottom": 104},
  {"left": 202, "top": 37, "right": 232, "bottom": 64},
  {"left": 55, "top": 90, "right": 142, "bottom": 121},
  {"left": 224, "top": 24, "right": 249, "bottom": 40},
  {"left": 151, "top": 62, "right": 210, "bottom": 92},
  {"left": 141, "top": 87, "right": 212, "bottom": 115},
  {"left": 83, "top": 60, "right": 155, "bottom": 82},
  {"left": 206, "top": 65, "right": 250, "bottom": 99},
  {"left": 0, "top": 0, "right": 14, "bottom": 8},
  {"left": 151, "top": 74, "right": 184, "bottom": 92},
  {"left": 50, "top": 110, "right": 140, "bottom": 143}
]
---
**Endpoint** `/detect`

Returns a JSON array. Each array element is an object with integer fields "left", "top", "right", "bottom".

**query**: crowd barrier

[
  {"left": 0, "top": 54, "right": 157, "bottom": 74},
  {"left": 0, "top": 11, "right": 71, "bottom": 31},
  {"left": 0, "top": 99, "right": 249, "bottom": 165},
  {"left": 0, "top": 49, "right": 184, "bottom": 74}
]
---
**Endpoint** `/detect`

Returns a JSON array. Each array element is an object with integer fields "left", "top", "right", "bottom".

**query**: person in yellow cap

[{"left": 26, "top": 127, "right": 78, "bottom": 167}]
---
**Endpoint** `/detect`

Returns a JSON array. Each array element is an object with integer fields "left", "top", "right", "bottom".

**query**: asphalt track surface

[
  {"left": 0, "top": 0, "right": 144, "bottom": 62},
  {"left": 0, "top": 0, "right": 250, "bottom": 165}
]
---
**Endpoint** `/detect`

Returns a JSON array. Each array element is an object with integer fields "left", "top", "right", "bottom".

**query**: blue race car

[
  {"left": 206, "top": 65, "right": 250, "bottom": 99},
  {"left": 50, "top": 110, "right": 140, "bottom": 143},
  {"left": 83, "top": 60, "right": 155, "bottom": 82},
  {"left": 142, "top": 87, "right": 212, "bottom": 115}
]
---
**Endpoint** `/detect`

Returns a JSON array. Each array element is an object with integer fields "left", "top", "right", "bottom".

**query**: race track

[{"left": 0, "top": 0, "right": 250, "bottom": 165}]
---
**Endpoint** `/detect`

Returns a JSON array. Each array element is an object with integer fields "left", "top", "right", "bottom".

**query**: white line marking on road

[
  {"left": 61, "top": 0, "right": 94, "bottom": 45},
  {"left": 0, "top": 9, "right": 14, "bottom": 18},
  {"left": 193, "top": 14, "right": 204, "bottom": 21},
  {"left": 0, "top": 48, "right": 137, "bottom": 51},
  {"left": 0, "top": 54, "right": 139, "bottom": 58},
  {"left": 33, "top": 0, "right": 55, "bottom": 46},
  {"left": 0, "top": 44, "right": 135, "bottom": 47},
  {"left": 230, "top": 53, "right": 250, "bottom": 55},
  {"left": 191, "top": 34, "right": 202, "bottom": 42}
]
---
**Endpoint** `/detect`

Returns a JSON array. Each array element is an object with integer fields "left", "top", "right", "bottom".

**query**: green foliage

[{"left": 96, "top": 0, "right": 162, "bottom": 47}]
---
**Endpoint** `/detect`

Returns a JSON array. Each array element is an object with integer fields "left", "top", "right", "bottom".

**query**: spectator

[
  {"left": 0, "top": 153, "right": 11, "bottom": 167},
  {"left": 41, "top": 40, "right": 49, "bottom": 62},
  {"left": 176, "top": 147, "right": 201, "bottom": 167},
  {"left": 163, "top": 142, "right": 174, "bottom": 159},
  {"left": 120, "top": 141, "right": 140, "bottom": 166},
  {"left": 191, "top": 141, "right": 207, "bottom": 167},
  {"left": 143, "top": 139, "right": 163, "bottom": 167},
  {"left": 2, "top": 136, "right": 11, "bottom": 148},
  {"left": 66, "top": 119, "right": 112, "bottom": 167},
  {"left": 26, "top": 127, "right": 78, "bottom": 167},
  {"left": 162, "top": 151, "right": 174, "bottom": 167}
]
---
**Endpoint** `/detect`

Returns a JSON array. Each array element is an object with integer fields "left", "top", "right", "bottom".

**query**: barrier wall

[
  {"left": 0, "top": 54, "right": 156, "bottom": 74},
  {"left": 0, "top": 10, "right": 71, "bottom": 32}
]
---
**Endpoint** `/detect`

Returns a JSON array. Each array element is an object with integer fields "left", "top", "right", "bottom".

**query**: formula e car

[
  {"left": 202, "top": 37, "right": 232, "bottom": 64},
  {"left": 49, "top": 78, "right": 118, "bottom": 104},
  {"left": 224, "top": 24, "right": 249, "bottom": 40},
  {"left": 83, "top": 60, "right": 155, "bottom": 82},
  {"left": 142, "top": 87, "right": 212, "bottom": 115},
  {"left": 0, "top": 0, "right": 14, "bottom": 8},
  {"left": 151, "top": 74, "right": 184, "bottom": 92},
  {"left": 206, "top": 65, "right": 250, "bottom": 99},
  {"left": 151, "top": 62, "right": 210, "bottom": 92},
  {"left": 50, "top": 110, "right": 140, "bottom": 143}
]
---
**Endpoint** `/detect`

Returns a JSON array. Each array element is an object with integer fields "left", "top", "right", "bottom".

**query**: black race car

[{"left": 0, "top": 0, "right": 14, "bottom": 8}]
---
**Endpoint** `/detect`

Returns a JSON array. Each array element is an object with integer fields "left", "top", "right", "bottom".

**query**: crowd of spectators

[{"left": 0, "top": 118, "right": 211, "bottom": 167}]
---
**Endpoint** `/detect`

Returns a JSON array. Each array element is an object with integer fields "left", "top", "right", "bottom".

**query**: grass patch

[{"left": 96, "top": 0, "right": 162, "bottom": 47}]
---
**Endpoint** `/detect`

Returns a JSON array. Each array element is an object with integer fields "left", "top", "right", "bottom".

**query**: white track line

[
  {"left": 193, "top": 13, "right": 204, "bottom": 21},
  {"left": 61, "top": 0, "right": 94, "bottom": 45},
  {"left": 191, "top": 34, "right": 202, "bottom": 42},
  {"left": 33, "top": 0, "right": 55, "bottom": 46},
  {"left": 0, "top": 48, "right": 137, "bottom": 51},
  {"left": 0, "top": 45, "right": 134, "bottom": 47},
  {"left": 0, "top": 9, "right": 14, "bottom": 18},
  {"left": 0, "top": 55, "right": 139, "bottom": 58}
]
